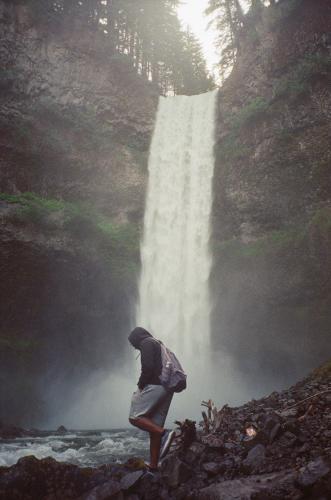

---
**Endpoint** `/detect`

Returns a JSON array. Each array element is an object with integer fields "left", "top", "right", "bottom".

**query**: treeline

[
  {"left": 205, "top": 0, "right": 286, "bottom": 80},
  {"left": 9, "top": 0, "right": 214, "bottom": 95}
]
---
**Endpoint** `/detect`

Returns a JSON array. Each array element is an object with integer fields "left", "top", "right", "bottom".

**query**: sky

[
  {"left": 177, "top": 0, "right": 219, "bottom": 75},
  {"left": 177, "top": 0, "right": 252, "bottom": 80}
]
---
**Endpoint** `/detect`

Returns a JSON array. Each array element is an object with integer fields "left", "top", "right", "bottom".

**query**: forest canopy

[{"left": 8, "top": 0, "right": 215, "bottom": 95}]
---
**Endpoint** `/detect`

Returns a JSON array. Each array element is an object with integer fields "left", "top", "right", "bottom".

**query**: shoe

[
  {"left": 144, "top": 461, "right": 159, "bottom": 473},
  {"left": 160, "top": 429, "right": 176, "bottom": 459}
]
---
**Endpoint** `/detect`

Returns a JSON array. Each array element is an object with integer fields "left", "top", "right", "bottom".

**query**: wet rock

[
  {"left": 120, "top": 470, "right": 144, "bottom": 490},
  {"left": 198, "top": 470, "right": 297, "bottom": 499},
  {"left": 278, "top": 431, "right": 299, "bottom": 447},
  {"left": 224, "top": 442, "right": 237, "bottom": 452},
  {"left": 296, "top": 457, "right": 330, "bottom": 488},
  {"left": 184, "top": 442, "right": 206, "bottom": 465},
  {"left": 278, "top": 408, "right": 298, "bottom": 419},
  {"left": 201, "top": 434, "right": 224, "bottom": 449},
  {"left": 161, "top": 456, "right": 193, "bottom": 488},
  {"left": 0, "top": 424, "right": 26, "bottom": 439},
  {"left": 243, "top": 444, "right": 266, "bottom": 469},
  {"left": 82, "top": 480, "right": 122, "bottom": 500},
  {"left": 57, "top": 425, "right": 68, "bottom": 434},
  {"left": 202, "top": 462, "right": 221, "bottom": 476},
  {"left": 269, "top": 423, "right": 282, "bottom": 443}
]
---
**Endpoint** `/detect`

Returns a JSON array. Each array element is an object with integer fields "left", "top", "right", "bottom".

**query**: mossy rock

[{"left": 312, "top": 360, "right": 331, "bottom": 379}]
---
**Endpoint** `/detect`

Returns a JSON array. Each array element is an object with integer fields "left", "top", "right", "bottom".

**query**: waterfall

[{"left": 136, "top": 90, "right": 218, "bottom": 414}]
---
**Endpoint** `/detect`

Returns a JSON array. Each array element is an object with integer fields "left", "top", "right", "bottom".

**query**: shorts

[{"left": 129, "top": 384, "right": 173, "bottom": 427}]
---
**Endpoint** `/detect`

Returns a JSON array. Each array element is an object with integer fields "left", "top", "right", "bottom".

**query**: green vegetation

[
  {"left": 310, "top": 207, "right": 331, "bottom": 233},
  {"left": 312, "top": 359, "right": 331, "bottom": 378},
  {"left": 220, "top": 53, "right": 331, "bottom": 140},
  {"left": 216, "top": 134, "right": 250, "bottom": 161},
  {"left": 226, "top": 97, "right": 269, "bottom": 130},
  {"left": 0, "top": 334, "right": 37, "bottom": 354},
  {"left": 268, "top": 0, "right": 304, "bottom": 27},
  {"left": 216, "top": 205, "right": 331, "bottom": 261},
  {"left": 273, "top": 54, "right": 331, "bottom": 101},
  {"left": 27, "top": 100, "right": 114, "bottom": 152},
  {"left": 24, "top": 0, "right": 213, "bottom": 95},
  {"left": 1, "top": 192, "right": 140, "bottom": 281},
  {"left": 216, "top": 226, "right": 305, "bottom": 259},
  {"left": 0, "top": 68, "right": 18, "bottom": 89},
  {"left": 1, "top": 192, "right": 76, "bottom": 223}
]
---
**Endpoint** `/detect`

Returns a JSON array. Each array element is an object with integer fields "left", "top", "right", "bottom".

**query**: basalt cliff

[{"left": 0, "top": 0, "right": 330, "bottom": 425}]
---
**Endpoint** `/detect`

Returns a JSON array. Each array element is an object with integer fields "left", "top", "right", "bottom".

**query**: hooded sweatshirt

[{"left": 128, "top": 327, "right": 162, "bottom": 390}]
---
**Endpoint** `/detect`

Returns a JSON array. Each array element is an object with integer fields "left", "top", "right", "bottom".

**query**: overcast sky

[
  {"left": 177, "top": 0, "right": 252, "bottom": 79},
  {"left": 177, "top": 0, "right": 219, "bottom": 74}
]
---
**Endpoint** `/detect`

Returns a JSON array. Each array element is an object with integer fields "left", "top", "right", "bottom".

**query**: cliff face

[
  {"left": 212, "top": 0, "right": 331, "bottom": 389},
  {"left": 0, "top": 1, "right": 158, "bottom": 221},
  {"left": 0, "top": 1, "right": 158, "bottom": 425},
  {"left": 1, "top": 0, "right": 330, "bottom": 426}
]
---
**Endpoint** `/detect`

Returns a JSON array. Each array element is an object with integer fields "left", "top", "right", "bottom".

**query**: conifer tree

[
  {"left": 15, "top": 0, "right": 213, "bottom": 95},
  {"left": 205, "top": 0, "right": 245, "bottom": 79}
]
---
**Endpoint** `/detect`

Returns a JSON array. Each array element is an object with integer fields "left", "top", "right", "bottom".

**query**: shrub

[
  {"left": 216, "top": 135, "right": 250, "bottom": 161},
  {"left": 273, "top": 54, "right": 331, "bottom": 101},
  {"left": 1, "top": 192, "right": 140, "bottom": 281},
  {"left": 226, "top": 97, "right": 269, "bottom": 131}
]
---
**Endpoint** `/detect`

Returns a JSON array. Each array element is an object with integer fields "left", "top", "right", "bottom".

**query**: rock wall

[
  {"left": 0, "top": 1, "right": 158, "bottom": 425},
  {"left": 211, "top": 0, "right": 331, "bottom": 391},
  {"left": 1, "top": 0, "right": 331, "bottom": 426}
]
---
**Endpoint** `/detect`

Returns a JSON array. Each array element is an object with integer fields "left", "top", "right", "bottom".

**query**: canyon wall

[
  {"left": 0, "top": 0, "right": 158, "bottom": 425},
  {"left": 211, "top": 0, "right": 331, "bottom": 391},
  {"left": 0, "top": 0, "right": 330, "bottom": 424}
]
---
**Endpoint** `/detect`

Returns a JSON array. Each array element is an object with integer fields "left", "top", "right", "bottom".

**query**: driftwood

[
  {"left": 174, "top": 419, "right": 197, "bottom": 449},
  {"left": 201, "top": 400, "right": 230, "bottom": 433},
  {"left": 284, "top": 389, "right": 331, "bottom": 410}
]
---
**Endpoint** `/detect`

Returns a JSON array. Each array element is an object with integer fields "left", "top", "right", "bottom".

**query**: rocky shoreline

[{"left": 0, "top": 363, "right": 330, "bottom": 500}]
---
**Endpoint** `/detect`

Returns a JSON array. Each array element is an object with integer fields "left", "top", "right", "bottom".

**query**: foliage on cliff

[
  {"left": 0, "top": 192, "right": 140, "bottom": 281},
  {"left": 211, "top": 0, "right": 331, "bottom": 386},
  {"left": 7, "top": 0, "right": 214, "bottom": 95}
]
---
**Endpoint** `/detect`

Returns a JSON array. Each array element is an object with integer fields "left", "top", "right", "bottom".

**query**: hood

[{"left": 128, "top": 327, "right": 153, "bottom": 349}]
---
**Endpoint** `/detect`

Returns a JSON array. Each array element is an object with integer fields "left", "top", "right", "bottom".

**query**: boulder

[
  {"left": 201, "top": 434, "right": 224, "bottom": 449},
  {"left": 269, "top": 423, "right": 282, "bottom": 443},
  {"left": 296, "top": 457, "right": 330, "bottom": 488},
  {"left": 198, "top": 470, "right": 297, "bottom": 499},
  {"left": 56, "top": 425, "right": 68, "bottom": 434},
  {"left": 82, "top": 480, "right": 122, "bottom": 500},
  {"left": 184, "top": 442, "right": 206, "bottom": 464},
  {"left": 120, "top": 470, "right": 144, "bottom": 490},
  {"left": 161, "top": 455, "right": 193, "bottom": 488},
  {"left": 0, "top": 424, "right": 26, "bottom": 439},
  {"left": 277, "top": 431, "right": 298, "bottom": 448},
  {"left": 277, "top": 408, "right": 298, "bottom": 419},
  {"left": 202, "top": 462, "right": 221, "bottom": 476},
  {"left": 243, "top": 444, "right": 266, "bottom": 469}
]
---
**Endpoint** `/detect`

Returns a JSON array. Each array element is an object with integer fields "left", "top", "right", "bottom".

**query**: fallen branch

[{"left": 284, "top": 389, "right": 331, "bottom": 410}]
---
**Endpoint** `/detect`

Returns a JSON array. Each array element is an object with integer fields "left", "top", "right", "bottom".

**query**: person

[{"left": 128, "top": 326, "right": 176, "bottom": 471}]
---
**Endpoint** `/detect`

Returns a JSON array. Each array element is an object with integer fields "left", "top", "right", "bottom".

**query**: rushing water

[
  {"left": 137, "top": 90, "right": 218, "bottom": 415},
  {"left": 1, "top": 91, "right": 220, "bottom": 467},
  {"left": 0, "top": 430, "right": 148, "bottom": 468}
]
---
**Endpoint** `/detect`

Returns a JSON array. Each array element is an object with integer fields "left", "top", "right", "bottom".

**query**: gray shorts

[{"left": 129, "top": 384, "right": 173, "bottom": 427}]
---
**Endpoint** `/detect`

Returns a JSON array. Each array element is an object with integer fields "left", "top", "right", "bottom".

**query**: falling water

[{"left": 136, "top": 90, "right": 218, "bottom": 415}]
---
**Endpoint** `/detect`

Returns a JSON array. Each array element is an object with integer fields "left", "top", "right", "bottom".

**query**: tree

[
  {"left": 176, "top": 29, "right": 215, "bottom": 95},
  {"left": 16, "top": 0, "right": 212, "bottom": 95},
  {"left": 205, "top": 0, "right": 245, "bottom": 79}
]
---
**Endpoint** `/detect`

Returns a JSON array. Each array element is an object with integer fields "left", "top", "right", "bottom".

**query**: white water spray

[{"left": 137, "top": 90, "right": 218, "bottom": 416}]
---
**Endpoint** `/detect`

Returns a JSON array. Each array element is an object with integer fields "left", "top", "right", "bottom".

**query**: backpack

[{"left": 158, "top": 341, "right": 187, "bottom": 393}]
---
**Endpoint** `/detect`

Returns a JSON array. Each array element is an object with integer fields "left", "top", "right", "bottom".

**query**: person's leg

[
  {"left": 129, "top": 416, "right": 164, "bottom": 435},
  {"left": 149, "top": 432, "right": 162, "bottom": 470},
  {"left": 128, "top": 385, "right": 172, "bottom": 469},
  {"left": 150, "top": 391, "right": 174, "bottom": 461}
]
